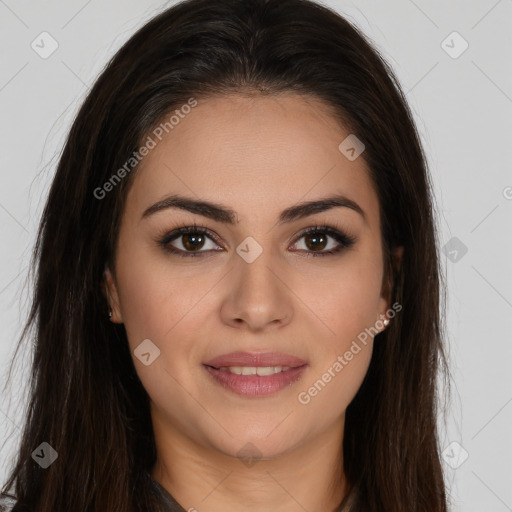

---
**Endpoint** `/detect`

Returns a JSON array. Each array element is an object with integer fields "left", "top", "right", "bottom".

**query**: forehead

[{"left": 126, "top": 93, "right": 380, "bottom": 228}]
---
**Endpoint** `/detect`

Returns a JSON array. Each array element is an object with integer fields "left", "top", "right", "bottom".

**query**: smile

[{"left": 217, "top": 366, "right": 291, "bottom": 375}]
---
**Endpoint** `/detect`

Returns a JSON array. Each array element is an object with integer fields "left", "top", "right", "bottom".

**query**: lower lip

[{"left": 203, "top": 365, "right": 308, "bottom": 397}]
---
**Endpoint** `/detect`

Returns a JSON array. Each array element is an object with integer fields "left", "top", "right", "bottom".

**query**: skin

[{"left": 104, "top": 93, "right": 402, "bottom": 512}]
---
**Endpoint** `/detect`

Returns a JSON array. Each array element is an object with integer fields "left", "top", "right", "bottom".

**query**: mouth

[{"left": 202, "top": 351, "right": 308, "bottom": 397}]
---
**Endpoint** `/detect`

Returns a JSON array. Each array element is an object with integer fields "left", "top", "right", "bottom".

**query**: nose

[{"left": 219, "top": 248, "right": 294, "bottom": 332}]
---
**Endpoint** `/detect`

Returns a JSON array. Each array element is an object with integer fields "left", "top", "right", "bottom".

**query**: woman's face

[{"left": 105, "top": 93, "right": 393, "bottom": 461}]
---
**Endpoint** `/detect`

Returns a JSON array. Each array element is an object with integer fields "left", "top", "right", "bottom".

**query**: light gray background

[{"left": 1, "top": 1, "right": 511, "bottom": 510}]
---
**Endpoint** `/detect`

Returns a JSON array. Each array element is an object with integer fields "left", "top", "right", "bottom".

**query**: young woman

[{"left": 0, "top": 0, "right": 450, "bottom": 510}]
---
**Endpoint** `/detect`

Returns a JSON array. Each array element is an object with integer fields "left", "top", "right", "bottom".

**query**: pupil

[
  {"left": 306, "top": 233, "right": 326, "bottom": 251},
  {"left": 183, "top": 233, "right": 204, "bottom": 251}
]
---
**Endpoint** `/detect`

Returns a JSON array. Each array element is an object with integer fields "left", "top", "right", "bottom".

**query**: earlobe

[{"left": 103, "top": 267, "right": 122, "bottom": 323}]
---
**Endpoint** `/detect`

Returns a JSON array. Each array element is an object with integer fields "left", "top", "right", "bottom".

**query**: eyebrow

[{"left": 141, "top": 193, "right": 366, "bottom": 224}]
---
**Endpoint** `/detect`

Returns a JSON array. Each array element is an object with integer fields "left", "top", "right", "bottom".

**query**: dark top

[
  {"left": 0, "top": 479, "right": 356, "bottom": 511},
  {"left": 0, "top": 484, "right": 185, "bottom": 512},
  {"left": 150, "top": 477, "right": 357, "bottom": 512},
  {"left": 151, "top": 478, "right": 187, "bottom": 512}
]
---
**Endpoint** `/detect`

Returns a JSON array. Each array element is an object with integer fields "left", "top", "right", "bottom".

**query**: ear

[
  {"left": 377, "top": 245, "right": 404, "bottom": 330},
  {"left": 103, "top": 266, "right": 123, "bottom": 323}
]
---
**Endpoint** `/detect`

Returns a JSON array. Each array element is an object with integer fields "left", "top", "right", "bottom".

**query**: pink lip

[{"left": 203, "top": 351, "right": 308, "bottom": 397}]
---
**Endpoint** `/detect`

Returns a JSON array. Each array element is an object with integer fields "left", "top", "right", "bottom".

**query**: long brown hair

[{"left": 1, "top": 0, "right": 450, "bottom": 510}]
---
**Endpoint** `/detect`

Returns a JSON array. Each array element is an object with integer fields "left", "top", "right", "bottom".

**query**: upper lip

[{"left": 203, "top": 351, "right": 307, "bottom": 368}]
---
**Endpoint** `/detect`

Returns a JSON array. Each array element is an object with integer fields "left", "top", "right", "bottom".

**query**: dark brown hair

[{"left": 1, "top": 0, "right": 449, "bottom": 510}]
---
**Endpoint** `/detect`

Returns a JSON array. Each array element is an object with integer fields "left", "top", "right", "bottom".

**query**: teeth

[{"left": 218, "top": 366, "right": 291, "bottom": 376}]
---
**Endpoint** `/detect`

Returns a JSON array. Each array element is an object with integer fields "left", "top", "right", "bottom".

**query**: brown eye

[
  {"left": 291, "top": 226, "right": 356, "bottom": 257},
  {"left": 159, "top": 224, "right": 356, "bottom": 259},
  {"left": 158, "top": 225, "right": 222, "bottom": 257},
  {"left": 168, "top": 230, "right": 219, "bottom": 253},
  {"left": 181, "top": 233, "right": 207, "bottom": 251},
  {"left": 303, "top": 232, "right": 328, "bottom": 251}
]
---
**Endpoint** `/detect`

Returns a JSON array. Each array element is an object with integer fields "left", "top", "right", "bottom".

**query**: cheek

[
  {"left": 114, "top": 253, "right": 207, "bottom": 416},
  {"left": 296, "top": 288, "right": 376, "bottom": 415},
  {"left": 302, "top": 348, "right": 373, "bottom": 423},
  {"left": 298, "top": 255, "right": 384, "bottom": 348},
  {"left": 310, "top": 258, "right": 382, "bottom": 408},
  {"left": 114, "top": 242, "right": 205, "bottom": 348},
  {"left": 114, "top": 264, "right": 164, "bottom": 348}
]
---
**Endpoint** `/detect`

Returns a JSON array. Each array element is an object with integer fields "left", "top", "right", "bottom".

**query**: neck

[{"left": 151, "top": 412, "right": 347, "bottom": 512}]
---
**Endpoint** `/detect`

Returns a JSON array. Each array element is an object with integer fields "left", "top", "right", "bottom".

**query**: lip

[{"left": 203, "top": 351, "right": 308, "bottom": 397}]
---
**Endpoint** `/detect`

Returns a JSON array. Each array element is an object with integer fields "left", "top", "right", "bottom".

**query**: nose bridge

[
  {"left": 234, "top": 236, "right": 282, "bottom": 304},
  {"left": 220, "top": 235, "right": 293, "bottom": 329}
]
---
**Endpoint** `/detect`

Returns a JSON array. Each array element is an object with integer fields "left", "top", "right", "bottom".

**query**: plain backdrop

[{"left": 0, "top": 1, "right": 511, "bottom": 510}]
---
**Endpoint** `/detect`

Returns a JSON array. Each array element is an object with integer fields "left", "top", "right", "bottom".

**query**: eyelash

[{"left": 157, "top": 221, "right": 356, "bottom": 258}]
